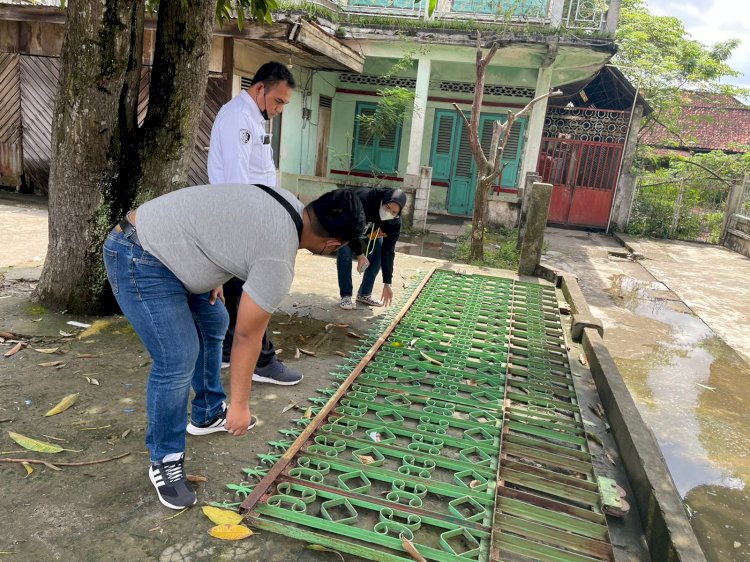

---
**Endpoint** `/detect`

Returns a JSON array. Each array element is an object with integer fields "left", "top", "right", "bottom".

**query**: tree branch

[{"left": 0, "top": 452, "right": 131, "bottom": 470}]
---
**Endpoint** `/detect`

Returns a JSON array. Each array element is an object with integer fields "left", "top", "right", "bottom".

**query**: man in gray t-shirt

[{"left": 102, "top": 186, "right": 364, "bottom": 510}]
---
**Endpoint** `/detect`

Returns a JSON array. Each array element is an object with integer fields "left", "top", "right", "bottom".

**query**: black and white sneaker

[
  {"left": 148, "top": 452, "right": 196, "bottom": 509},
  {"left": 186, "top": 402, "right": 257, "bottom": 436}
]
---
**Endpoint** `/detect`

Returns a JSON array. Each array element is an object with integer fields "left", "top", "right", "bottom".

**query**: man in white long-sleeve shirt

[{"left": 207, "top": 61, "right": 302, "bottom": 386}]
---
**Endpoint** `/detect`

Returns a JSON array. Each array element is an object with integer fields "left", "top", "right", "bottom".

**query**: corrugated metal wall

[
  {"left": 0, "top": 52, "right": 23, "bottom": 187},
  {"left": 3, "top": 53, "right": 226, "bottom": 194},
  {"left": 19, "top": 55, "right": 59, "bottom": 195}
]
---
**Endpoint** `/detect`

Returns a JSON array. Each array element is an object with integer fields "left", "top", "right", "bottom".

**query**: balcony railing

[{"left": 333, "top": 0, "right": 616, "bottom": 31}]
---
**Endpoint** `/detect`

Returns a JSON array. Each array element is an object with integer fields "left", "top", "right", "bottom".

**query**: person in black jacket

[{"left": 337, "top": 187, "right": 407, "bottom": 309}]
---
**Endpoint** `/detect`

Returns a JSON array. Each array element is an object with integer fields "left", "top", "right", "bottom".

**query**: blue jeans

[
  {"left": 103, "top": 229, "right": 229, "bottom": 462},
  {"left": 336, "top": 237, "right": 382, "bottom": 298}
]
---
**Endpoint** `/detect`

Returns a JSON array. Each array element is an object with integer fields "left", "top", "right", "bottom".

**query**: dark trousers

[{"left": 221, "top": 277, "right": 277, "bottom": 367}]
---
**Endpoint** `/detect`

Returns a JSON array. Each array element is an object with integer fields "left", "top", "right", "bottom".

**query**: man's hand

[
  {"left": 381, "top": 284, "right": 393, "bottom": 307},
  {"left": 209, "top": 286, "right": 224, "bottom": 305},
  {"left": 224, "top": 402, "right": 252, "bottom": 436},
  {"left": 356, "top": 255, "right": 369, "bottom": 274}
]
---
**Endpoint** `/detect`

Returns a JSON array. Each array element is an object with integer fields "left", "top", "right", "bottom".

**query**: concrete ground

[{"left": 3, "top": 192, "right": 748, "bottom": 561}]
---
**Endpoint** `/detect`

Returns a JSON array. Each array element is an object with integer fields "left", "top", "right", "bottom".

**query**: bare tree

[{"left": 452, "top": 36, "right": 560, "bottom": 261}]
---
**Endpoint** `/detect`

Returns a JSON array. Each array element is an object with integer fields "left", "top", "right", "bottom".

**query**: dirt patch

[{"left": 0, "top": 287, "right": 369, "bottom": 561}]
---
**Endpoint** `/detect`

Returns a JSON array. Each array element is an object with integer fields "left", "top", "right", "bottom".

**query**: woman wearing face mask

[{"left": 336, "top": 187, "right": 407, "bottom": 310}]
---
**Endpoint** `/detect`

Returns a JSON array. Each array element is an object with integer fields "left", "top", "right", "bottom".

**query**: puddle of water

[
  {"left": 609, "top": 274, "right": 750, "bottom": 562},
  {"left": 396, "top": 233, "right": 457, "bottom": 260}
]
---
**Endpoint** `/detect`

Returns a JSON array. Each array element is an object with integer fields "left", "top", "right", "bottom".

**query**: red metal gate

[{"left": 538, "top": 138, "right": 623, "bottom": 229}]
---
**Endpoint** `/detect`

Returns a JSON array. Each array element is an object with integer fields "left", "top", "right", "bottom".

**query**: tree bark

[
  {"left": 137, "top": 0, "right": 217, "bottom": 199},
  {"left": 35, "top": 0, "right": 143, "bottom": 314}
]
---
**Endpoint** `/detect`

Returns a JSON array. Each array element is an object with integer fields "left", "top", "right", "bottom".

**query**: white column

[
  {"left": 405, "top": 57, "right": 431, "bottom": 177},
  {"left": 518, "top": 66, "right": 552, "bottom": 187}
]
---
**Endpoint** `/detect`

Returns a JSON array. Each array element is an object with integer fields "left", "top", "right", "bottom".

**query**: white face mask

[{"left": 379, "top": 206, "right": 396, "bottom": 222}]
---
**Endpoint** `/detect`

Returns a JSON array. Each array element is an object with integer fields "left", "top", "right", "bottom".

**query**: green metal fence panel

[{"left": 224, "top": 269, "right": 614, "bottom": 562}]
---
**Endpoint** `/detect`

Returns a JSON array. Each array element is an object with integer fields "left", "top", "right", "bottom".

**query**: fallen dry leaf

[
  {"left": 465, "top": 379, "right": 477, "bottom": 386},
  {"left": 85, "top": 376, "right": 100, "bottom": 386},
  {"left": 274, "top": 348, "right": 283, "bottom": 355},
  {"left": 4, "top": 342, "right": 26, "bottom": 357},
  {"left": 355, "top": 454, "right": 376, "bottom": 464},
  {"left": 0, "top": 331, "right": 14, "bottom": 338},
  {"left": 202, "top": 506, "right": 244, "bottom": 526},
  {"left": 207, "top": 523, "right": 253, "bottom": 540},
  {"left": 187, "top": 474, "right": 207, "bottom": 483},
  {"left": 469, "top": 479, "right": 482, "bottom": 488},
  {"left": 121, "top": 429, "right": 132, "bottom": 439},
  {"left": 45, "top": 393, "right": 79, "bottom": 416},
  {"left": 282, "top": 400, "right": 299, "bottom": 414},
  {"left": 306, "top": 545, "right": 345, "bottom": 561},
  {"left": 303, "top": 407, "right": 313, "bottom": 419},
  {"left": 59, "top": 330, "right": 75, "bottom": 337},
  {"left": 578, "top": 354, "right": 589, "bottom": 367},
  {"left": 347, "top": 331, "right": 363, "bottom": 339},
  {"left": 294, "top": 348, "right": 301, "bottom": 359},
  {"left": 34, "top": 347, "right": 60, "bottom": 354},
  {"left": 334, "top": 351, "right": 346, "bottom": 357},
  {"left": 38, "top": 360, "right": 64, "bottom": 368},
  {"left": 297, "top": 334, "right": 306, "bottom": 343},
  {"left": 21, "top": 461, "right": 33, "bottom": 477},
  {"left": 400, "top": 535, "right": 427, "bottom": 562},
  {"left": 298, "top": 348, "right": 316, "bottom": 357},
  {"left": 76, "top": 353, "right": 100, "bottom": 359},
  {"left": 369, "top": 431, "right": 381, "bottom": 443},
  {"left": 419, "top": 351, "right": 443, "bottom": 366}
]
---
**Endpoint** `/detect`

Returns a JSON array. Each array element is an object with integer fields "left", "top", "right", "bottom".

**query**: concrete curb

[{"left": 557, "top": 272, "right": 706, "bottom": 561}]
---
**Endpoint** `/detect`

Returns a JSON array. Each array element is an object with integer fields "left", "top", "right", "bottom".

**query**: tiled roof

[{"left": 642, "top": 92, "right": 750, "bottom": 153}]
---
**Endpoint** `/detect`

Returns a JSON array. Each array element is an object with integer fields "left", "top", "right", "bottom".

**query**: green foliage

[
  {"left": 216, "top": 0, "right": 278, "bottom": 26},
  {"left": 356, "top": 87, "right": 415, "bottom": 141},
  {"left": 455, "top": 226, "right": 520, "bottom": 269},
  {"left": 626, "top": 151, "right": 748, "bottom": 243},
  {"left": 615, "top": 0, "right": 747, "bottom": 132}
]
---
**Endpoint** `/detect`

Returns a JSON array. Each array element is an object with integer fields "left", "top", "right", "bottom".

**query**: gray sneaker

[{"left": 253, "top": 361, "right": 303, "bottom": 386}]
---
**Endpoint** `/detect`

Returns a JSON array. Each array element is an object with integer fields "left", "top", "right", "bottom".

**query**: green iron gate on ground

[{"left": 224, "top": 269, "right": 615, "bottom": 561}]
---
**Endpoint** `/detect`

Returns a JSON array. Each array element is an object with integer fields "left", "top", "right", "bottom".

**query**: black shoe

[
  {"left": 186, "top": 402, "right": 257, "bottom": 436},
  {"left": 148, "top": 453, "right": 196, "bottom": 509},
  {"left": 252, "top": 361, "right": 303, "bottom": 385}
]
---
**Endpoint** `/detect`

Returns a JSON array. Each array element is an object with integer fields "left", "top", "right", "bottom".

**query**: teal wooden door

[{"left": 431, "top": 110, "right": 526, "bottom": 216}]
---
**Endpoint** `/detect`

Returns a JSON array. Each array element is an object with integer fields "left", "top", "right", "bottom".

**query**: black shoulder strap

[{"left": 253, "top": 184, "right": 303, "bottom": 243}]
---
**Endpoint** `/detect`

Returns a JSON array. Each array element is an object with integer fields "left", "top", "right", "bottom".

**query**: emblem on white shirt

[{"left": 239, "top": 129, "right": 251, "bottom": 144}]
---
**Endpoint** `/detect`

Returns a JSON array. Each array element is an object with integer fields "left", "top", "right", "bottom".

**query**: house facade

[{"left": 1, "top": 0, "right": 624, "bottom": 228}]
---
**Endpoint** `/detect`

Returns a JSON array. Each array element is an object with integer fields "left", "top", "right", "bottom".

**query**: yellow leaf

[
  {"left": 303, "top": 407, "right": 313, "bottom": 419},
  {"left": 45, "top": 393, "right": 79, "bottom": 416},
  {"left": 21, "top": 462, "right": 33, "bottom": 477},
  {"left": 202, "top": 506, "right": 244, "bottom": 526},
  {"left": 390, "top": 342, "right": 404, "bottom": 347},
  {"left": 34, "top": 347, "right": 60, "bottom": 354},
  {"left": 208, "top": 523, "right": 253, "bottom": 540},
  {"left": 8, "top": 431, "right": 65, "bottom": 453}
]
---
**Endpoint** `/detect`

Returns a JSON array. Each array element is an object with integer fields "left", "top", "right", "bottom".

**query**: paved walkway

[{"left": 616, "top": 234, "right": 750, "bottom": 364}]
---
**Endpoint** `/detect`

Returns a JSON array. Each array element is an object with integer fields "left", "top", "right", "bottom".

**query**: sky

[{"left": 644, "top": 0, "right": 750, "bottom": 96}]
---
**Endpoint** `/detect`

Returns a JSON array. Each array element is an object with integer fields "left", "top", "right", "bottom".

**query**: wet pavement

[
  {"left": 543, "top": 228, "right": 750, "bottom": 562},
  {"left": 3, "top": 190, "right": 749, "bottom": 561}
]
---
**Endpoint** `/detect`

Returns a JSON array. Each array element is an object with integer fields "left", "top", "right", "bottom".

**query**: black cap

[
  {"left": 310, "top": 189, "right": 366, "bottom": 242},
  {"left": 384, "top": 189, "right": 407, "bottom": 214}
]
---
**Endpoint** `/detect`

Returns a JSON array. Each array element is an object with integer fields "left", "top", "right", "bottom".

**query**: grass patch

[{"left": 454, "top": 227, "right": 520, "bottom": 270}]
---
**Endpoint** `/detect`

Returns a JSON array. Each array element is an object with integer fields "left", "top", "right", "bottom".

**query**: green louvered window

[{"left": 351, "top": 102, "right": 402, "bottom": 174}]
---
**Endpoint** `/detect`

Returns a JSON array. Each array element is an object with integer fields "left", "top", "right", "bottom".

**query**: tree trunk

[
  {"left": 137, "top": 0, "right": 217, "bottom": 199},
  {"left": 470, "top": 172, "right": 493, "bottom": 261},
  {"left": 35, "top": 0, "right": 143, "bottom": 314}
]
